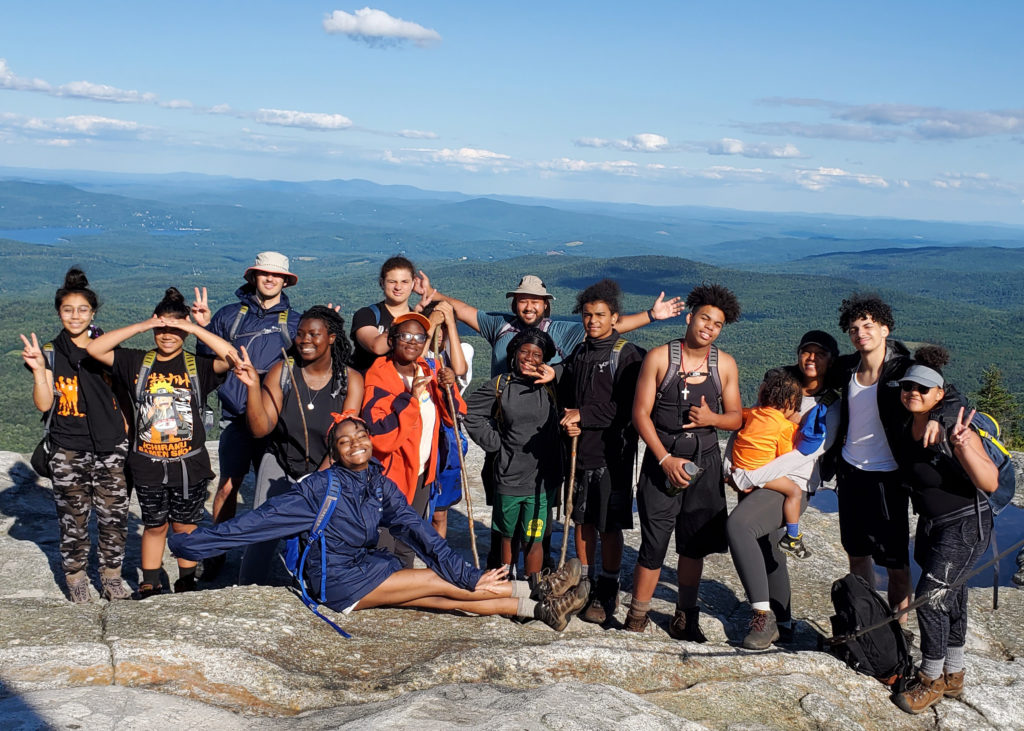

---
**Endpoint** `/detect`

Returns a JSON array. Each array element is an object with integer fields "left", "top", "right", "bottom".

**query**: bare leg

[
  {"left": 170, "top": 522, "right": 198, "bottom": 569},
  {"left": 501, "top": 537, "right": 514, "bottom": 568},
  {"left": 211, "top": 474, "right": 245, "bottom": 524},
  {"left": 575, "top": 523, "right": 597, "bottom": 567},
  {"left": 355, "top": 568, "right": 514, "bottom": 609},
  {"left": 677, "top": 556, "right": 703, "bottom": 606},
  {"left": 849, "top": 555, "right": 875, "bottom": 588},
  {"left": 141, "top": 523, "right": 169, "bottom": 571},
  {"left": 431, "top": 510, "right": 448, "bottom": 539},
  {"left": 888, "top": 567, "right": 911, "bottom": 625},
  {"left": 632, "top": 564, "right": 660, "bottom": 603},
  {"left": 599, "top": 529, "right": 623, "bottom": 573},
  {"left": 523, "top": 541, "right": 544, "bottom": 576},
  {"left": 393, "top": 595, "right": 519, "bottom": 617},
  {"left": 762, "top": 477, "right": 803, "bottom": 527}
]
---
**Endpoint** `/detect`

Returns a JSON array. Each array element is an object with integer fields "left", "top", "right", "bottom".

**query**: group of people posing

[{"left": 21, "top": 251, "right": 1007, "bottom": 715}]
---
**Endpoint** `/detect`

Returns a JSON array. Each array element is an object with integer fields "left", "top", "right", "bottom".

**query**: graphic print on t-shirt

[
  {"left": 55, "top": 375, "right": 85, "bottom": 418},
  {"left": 136, "top": 372, "right": 194, "bottom": 458}
]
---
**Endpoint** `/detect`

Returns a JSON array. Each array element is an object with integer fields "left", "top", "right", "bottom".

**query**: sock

[
  {"left": 579, "top": 564, "right": 592, "bottom": 582},
  {"left": 178, "top": 565, "right": 197, "bottom": 580},
  {"left": 944, "top": 646, "right": 965, "bottom": 674},
  {"left": 629, "top": 598, "right": 651, "bottom": 615},
  {"left": 599, "top": 568, "right": 620, "bottom": 582},
  {"left": 587, "top": 564, "right": 597, "bottom": 581},
  {"left": 142, "top": 568, "right": 161, "bottom": 587},
  {"left": 921, "top": 656, "right": 945, "bottom": 680},
  {"left": 786, "top": 523, "right": 800, "bottom": 539},
  {"left": 510, "top": 580, "right": 532, "bottom": 599},
  {"left": 751, "top": 601, "right": 771, "bottom": 612},
  {"left": 518, "top": 597, "right": 538, "bottom": 618},
  {"left": 677, "top": 585, "right": 699, "bottom": 611}
]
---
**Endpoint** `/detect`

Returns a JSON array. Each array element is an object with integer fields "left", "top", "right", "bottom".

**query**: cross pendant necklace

[{"left": 679, "top": 346, "right": 709, "bottom": 402}]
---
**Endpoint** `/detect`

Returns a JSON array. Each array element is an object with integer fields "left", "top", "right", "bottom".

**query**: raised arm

[
  {"left": 949, "top": 408, "right": 999, "bottom": 494},
  {"left": 86, "top": 317, "right": 160, "bottom": 366},
  {"left": 175, "top": 317, "right": 238, "bottom": 373},
  {"left": 616, "top": 292, "right": 685, "bottom": 334},
  {"left": 235, "top": 347, "right": 283, "bottom": 438},
  {"left": 413, "top": 270, "right": 481, "bottom": 333},
  {"left": 20, "top": 333, "right": 55, "bottom": 412}
]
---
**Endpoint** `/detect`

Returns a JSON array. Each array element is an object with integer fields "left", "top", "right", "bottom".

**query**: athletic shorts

[
  {"left": 136, "top": 480, "right": 210, "bottom": 527},
  {"left": 837, "top": 459, "right": 909, "bottom": 569},
  {"left": 218, "top": 418, "right": 267, "bottom": 480},
  {"left": 571, "top": 466, "right": 634, "bottom": 532},
  {"left": 493, "top": 491, "right": 549, "bottom": 543}
]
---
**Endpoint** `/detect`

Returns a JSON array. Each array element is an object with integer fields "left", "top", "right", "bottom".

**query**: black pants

[{"left": 727, "top": 488, "right": 807, "bottom": 622}]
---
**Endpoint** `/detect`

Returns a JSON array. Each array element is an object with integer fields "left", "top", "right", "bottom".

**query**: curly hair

[
  {"left": 758, "top": 367, "right": 802, "bottom": 411},
  {"left": 912, "top": 345, "right": 950, "bottom": 373},
  {"left": 55, "top": 267, "right": 99, "bottom": 312},
  {"left": 297, "top": 306, "right": 352, "bottom": 397},
  {"left": 686, "top": 283, "right": 740, "bottom": 324},
  {"left": 153, "top": 287, "right": 189, "bottom": 319},
  {"left": 573, "top": 278, "right": 621, "bottom": 315},
  {"left": 506, "top": 327, "right": 556, "bottom": 375},
  {"left": 838, "top": 293, "right": 894, "bottom": 333}
]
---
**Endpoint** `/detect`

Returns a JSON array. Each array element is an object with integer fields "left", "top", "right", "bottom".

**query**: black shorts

[
  {"left": 136, "top": 480, "right": 209, "bottom": 527},
  {"left": 837, "top": 459, "right": 909, "bottom": 569},
  {"left": 570, "top": 466, "right": 634, "bottom": 533},
  {"left": 636, "top": 447, "right": 727, "bottom": 568}
]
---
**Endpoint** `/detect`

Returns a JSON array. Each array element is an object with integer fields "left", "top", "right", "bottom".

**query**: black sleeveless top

[
  {"left": 898, "top": 427, "right": 978, "bottom": 519},
  {"left": 649, "top": 346, "right": 721, "bottom": 460},
  {"left": 273, "top": 371, "right": 347, "bottom": 479}
]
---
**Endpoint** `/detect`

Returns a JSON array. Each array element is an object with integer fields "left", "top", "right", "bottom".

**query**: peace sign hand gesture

[
  {"left": 191, "top": 287, "right": 211, "bottom": 327},
  {"left": 233, "top": 346, "right": 259, "bottom": 388},
  {"left": 19, "top": 333, "right": 45, "bottom": 371},
  {"left": 949, "top": 407, "right": 977, "bottom": 450}
]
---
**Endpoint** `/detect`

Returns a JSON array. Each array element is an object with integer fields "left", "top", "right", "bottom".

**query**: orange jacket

[{"left": 361, "top": 355, "right": 466, "bottom": 504}]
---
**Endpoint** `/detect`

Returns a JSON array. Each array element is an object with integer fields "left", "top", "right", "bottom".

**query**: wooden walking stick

[{"left": 558, "top": 435, "right": 579, "bottom": 569}]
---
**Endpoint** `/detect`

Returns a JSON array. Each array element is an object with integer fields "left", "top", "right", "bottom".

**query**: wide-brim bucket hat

[{"left": 244, "top": 251, "right": 298, "bottom": 287}]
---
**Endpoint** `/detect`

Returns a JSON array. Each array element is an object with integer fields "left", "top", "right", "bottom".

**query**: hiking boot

[
  {"left": 668, "top": 607, "right": 707, "bottom": 643},
  {"left": 531, "top": 558, "right": 582, "bottom": 601},
  {"left": 741, "top": 609, "right": 779, "bottom": 650},
  {"left": 66, "top": 572, "right": 92, "bottom": 604},
  {"left": 100, "top": 573, "right": 132, "bottom": 601},
  {"left": 173, "top": 574, "right": 197, "bottom": 594},
  {"left": 581, "top": 576, "right": 619, "bottom": 625},
  {"left": 133, "top": 582, "right": 163, "bottom": 600},
  {"left": 624, "top": 606, "right": 650, "bottom": 633},
  {"left": 777, "top": 533, "right": 811, "bottom": 559},
  {"left": 894, "top": 671, "right": 946, "bottom": 714},
  {"left": 943, "top": 670, "right": 965, "bottom": 698},
  {"left": 534, "top": 581, "right": 589, "bottom": 631},
  {"left": 1013, "top": 550, "right": 1024, "bottom": 587},
  {"left": 201, "top": 553, "right": 226, "bottom": 582}
]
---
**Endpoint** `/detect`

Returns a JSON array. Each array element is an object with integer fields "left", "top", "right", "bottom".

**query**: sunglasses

[
  {"left": 900, "top": 382, "right": 935, "bottom": 394},
  {"left": 395, "top": 331, "right": 428, "bottom": 344}
]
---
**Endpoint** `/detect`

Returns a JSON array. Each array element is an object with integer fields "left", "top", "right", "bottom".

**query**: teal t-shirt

[{"left": 476, "top": 312, "right": 585, "bottom": 376}]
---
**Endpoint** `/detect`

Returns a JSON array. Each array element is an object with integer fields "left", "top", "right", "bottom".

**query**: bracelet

[
  {"left": 647, "top": 308, "right": 655, "bottom": 322},
  {"left": 658, "top": 453, "right": 671, "bottom": 466}
]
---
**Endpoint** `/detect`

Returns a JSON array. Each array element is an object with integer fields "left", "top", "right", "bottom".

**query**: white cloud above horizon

[
  {"left": 706, "top": 138, "right": 805, "bottom": 159},
  {"left": 323, "top": 8, "right": 441, "bottom": 47},
  {"left": 575, "top": 133, "right": 672, "bottom": 152},
  {"left": 251, "top": 108, "right": 353, "bottom": 131},
  {"left": 397, "top": 129, "right": 439, "bottom": 139}
]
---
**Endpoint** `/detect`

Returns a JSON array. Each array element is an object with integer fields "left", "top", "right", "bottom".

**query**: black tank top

[
  {"left": 650, "top": 355, "right": 720, "bottom": 460},
  {"left": 273, "top": 372, "right": 347, "bottom": 479},
  {"left": 898, "top": 428, "right": 978, "bottom": 519}
]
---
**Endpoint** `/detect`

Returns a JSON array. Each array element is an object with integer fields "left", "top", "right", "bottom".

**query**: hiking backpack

[
  {"left": 655, "top": 340, "right": 722, "bottom": 421},
  {"left": 828, "top": 573, "right": 914, "bottom": 693},
  {"left": 494, "top": 317, "right": 568, "bottom": 362},
  {"left": 227, "top": 305, "right": 292, "bottom": 351},
  {"left": 961, "top": 411, "right": 1017, "bottom": 515},
  {"left": 283, "top": 469, "right": 352, "bottom": 638},
  {"left": 29, "top": 343, "right": 59, "bottom": 479}
]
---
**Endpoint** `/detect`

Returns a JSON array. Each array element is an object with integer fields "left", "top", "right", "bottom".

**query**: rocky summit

[{"left": 1, "top": 444, "right": 1022, "bottom": 730}]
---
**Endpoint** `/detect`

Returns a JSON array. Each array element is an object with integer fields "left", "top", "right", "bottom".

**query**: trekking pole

[
  {"left": 444, "top": 383, "right": 480, "bottom": 568},
  {"left": 282, "top": 347, "right": 312, "bottom": 471},
  {"left": 558, "top": 435, "right": 579, "bottom": 569}
]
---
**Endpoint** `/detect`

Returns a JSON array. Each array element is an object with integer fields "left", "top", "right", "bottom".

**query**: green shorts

[{"left": 492, "top": 491, "right": 549, "bottom": 542}]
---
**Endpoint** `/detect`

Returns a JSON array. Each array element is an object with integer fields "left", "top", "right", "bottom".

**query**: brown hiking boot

[
  {"left": 534, "top": 581, "right": 589, "bottom": 631},
  {"left": 66, "top": 572, "right": 92, "bottom": 604},
  {"left": 624, "top": 605, "right": 650, "bottom": 633},
  {"left": 100, "top": 572, "right": 132, "bottom": 601},
  {"left": 894, "top": 671, "right": 946, "bottom": 714},
  {"left": 531, "top": 558, "right": 582, "bottom": 601},
  {"left": 741, "top": 609, "right": 779, "bottom": 650},
  {"left": 668, "top": 607, "right": 707, "bottom": 643},
  {"left": 943, "top": 670, "right": 965, "bottom": 698},
  {"left": 580, "top": 576, "right": 619, "bottom": 625}
]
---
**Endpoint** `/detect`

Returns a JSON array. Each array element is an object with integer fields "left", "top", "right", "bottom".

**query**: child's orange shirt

[{"left": 731, "top": 406, "right": 798, "bottom": 470}]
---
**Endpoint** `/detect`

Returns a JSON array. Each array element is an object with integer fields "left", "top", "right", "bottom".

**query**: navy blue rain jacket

[
  {"left": 167, "top": 460, "right": 482, "bottom": 611},
  {"left": 198, "top": 287, "right": 300, "bottom": 418}
]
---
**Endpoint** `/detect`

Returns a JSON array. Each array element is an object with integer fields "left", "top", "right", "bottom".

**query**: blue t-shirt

[{"left": 477, "top": 312, "right": 585, "bottom": 376}]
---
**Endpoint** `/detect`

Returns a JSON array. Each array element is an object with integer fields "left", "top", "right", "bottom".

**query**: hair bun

[
  {"left": 913, "top": 345, "right": 950, "bottom": 370},
  {"left": 62, "top": 267, "right": 90, "bottom": 290}
]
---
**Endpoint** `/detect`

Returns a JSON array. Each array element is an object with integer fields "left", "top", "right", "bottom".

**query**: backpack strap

[
  {"left": 135, "top": 350, "right": 157, "bottom": 403},
  {"left": 40, "top": 342, "right": 58, "bottom": 435},
  {"left": 608, "top": 337, "right": 628, "bottom": 381},
  {"left": 295, "top": 470, "right": 351, "bottom": 638},
  {"left": 655, "top": 339, "right": 682, "bottom": 401},
  {"left": 227, "top": 304, "right": 249, "bottom": 342},
  {"left": 493, "top": 373, "right": 512, "bottom": 431},
  {"left": 708, "top": 344, "right": 723, "bottom": 411},
  {"left": 279, "top": 356, "right": 295, "bottom": 399},
  {"left": 277, "top": 310, "right": 292, "bottom": 349},
  {"left": 183, "top": 351, "right": 203, "bottom": 414}
]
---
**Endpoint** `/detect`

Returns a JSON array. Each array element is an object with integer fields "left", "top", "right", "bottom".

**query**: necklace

[
  {"left": 299, "top": 370, "right": 325, "bottom": 411},
  {"left": 679, "top": 346, "right": 709, "bottom": 401}
]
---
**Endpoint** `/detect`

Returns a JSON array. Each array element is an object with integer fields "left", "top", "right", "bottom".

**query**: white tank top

[{"left": 841, "top": 372, "right": 897, "bottom": 472}]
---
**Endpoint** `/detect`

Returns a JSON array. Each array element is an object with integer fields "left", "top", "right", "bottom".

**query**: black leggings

[{"left": 726, "top": 488, "right": 807, "bottom": 622}]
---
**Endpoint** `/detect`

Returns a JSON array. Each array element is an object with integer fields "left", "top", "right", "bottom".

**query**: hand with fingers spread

[
  {"left": 649, "top": 291, "right": 685, "bottom": 321},
  {"left": 683, "top": 396, "right": 716, "bottom": 429},
  {"left": 191, "top": 287, "right": 211, "bottom": 327},
  {"left": 475, "top": 566, "right": 509, "bottom": 593},
  {"left": 20, "top": 333, "right": 46, "bottom": 371},
  {"left": 531, "top": 362, "right": 556, "bottom": 385},
  {"left": 233, "top": 346, "right": 260, "bottom": 389}
]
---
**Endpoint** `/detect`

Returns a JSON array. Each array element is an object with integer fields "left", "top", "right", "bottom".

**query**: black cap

[{"left": 798, "top": 330, "right": 839, "bottom": 359}]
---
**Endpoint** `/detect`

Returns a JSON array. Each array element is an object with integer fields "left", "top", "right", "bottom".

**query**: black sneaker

[
  {"left": 173, "top": 574, "right": 197, "bottom": 594},
  {"left": 531, "top": 558, "right": 582, "bottom": 601},
  {"left": 668, "top": 607, "right": 707, "bottom": 643},
  {"left": 201, "top": 553, "right": 226, "bottom": 582},
  {"left": 778, "top": 533, "right": 811, "bottom": 559},
  {"left": 742, "top": 609, "right": 779, "bottom": 650},
  {"left": 133, "top": 582, "right": 164, "bottom": 600},
  {"left": 535, "top": 582, "right": 589, "bottom": 631}
]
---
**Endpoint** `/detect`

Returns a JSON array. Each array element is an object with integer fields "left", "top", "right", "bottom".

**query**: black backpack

[{"left": 828, "top": 573, "right": 914, "bottom": 693}]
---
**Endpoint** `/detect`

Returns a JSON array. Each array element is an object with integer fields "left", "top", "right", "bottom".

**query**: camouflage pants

[{"left": 49, "top": 443, "right": 129, "bottom": 576}]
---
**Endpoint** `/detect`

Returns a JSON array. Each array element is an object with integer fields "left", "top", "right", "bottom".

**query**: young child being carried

[{"left": 730, "top": 367, "right": 811, "bottom": 559}]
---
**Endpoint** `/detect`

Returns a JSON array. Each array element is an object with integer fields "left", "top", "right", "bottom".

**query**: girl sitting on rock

[{"left": 168, "top": 414, "right": 587, "bottom": 630}]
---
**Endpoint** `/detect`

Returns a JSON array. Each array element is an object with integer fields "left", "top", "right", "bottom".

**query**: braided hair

[{"left": 297, "top": 306, "right": 352, "bottom": 398}]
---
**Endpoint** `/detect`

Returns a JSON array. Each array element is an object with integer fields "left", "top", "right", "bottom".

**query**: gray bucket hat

[
  {"left": 505, "top": 275, "right": 554, "bottom": 300},
  {"left": 245, "top": 251, "right": 298, "bottom": 287}
]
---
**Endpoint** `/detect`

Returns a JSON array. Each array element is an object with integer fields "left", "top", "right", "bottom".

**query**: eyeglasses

[
  {"left": 60, "top": 306, "right": 93, "bottom": 316},
  {"left": 396, "top": 331, "right": 428, "bottom": 344},
  {"left": 900, "top": 382, "right": 934, "bottom": 394}
]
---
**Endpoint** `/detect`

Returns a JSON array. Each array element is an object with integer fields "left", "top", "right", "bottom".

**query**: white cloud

[
  {"left": 698, "top": 165, "right": 770, "bottom": 182},
  {"left": 0, "top": 58, "right": 50, "bottom": 92},
  {"left": 323, "top": 8, "right": 441, "bottom": 47},
  {"left": 795, "top": 166, "right": 888, "bottom": 191},
  {"left": 706, "top": 137, "right": 804, "bottom": 159},
  {"left": 385, "top": 146, "right": 512, "bottom": 171},
  {"left": 0, "top": 112, "right": 144, "bottom": 141},
  {"left": 397, "top": 129, "right": 438, "bottom": 139},
  {"left": 57, "top": 80, "right": 157, "bottom": 104},
  {"left": 539, "top": 158, "right": 640, "bottom": 175},
  {"left": 574, "top": 133, "right": 671, "bottom": 152},
  {"left": 160, "top": 99, "right": 194, "bottom": 110},
  {"left": 931, "top": 172, "right": 1016, "bottom": 192},
  {"left": 252, "top": 108, "right": 353, "bottom": 130}
]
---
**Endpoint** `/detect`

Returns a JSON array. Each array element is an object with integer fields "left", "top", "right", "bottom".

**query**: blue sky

[{"left": 2, "top": 2, "right": 1023, "bottom": 223}]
